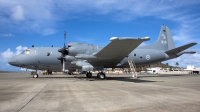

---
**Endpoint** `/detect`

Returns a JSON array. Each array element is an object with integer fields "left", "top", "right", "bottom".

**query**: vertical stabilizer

[{"left": 142, "top": 25, "right": 175, "bottom": 50}]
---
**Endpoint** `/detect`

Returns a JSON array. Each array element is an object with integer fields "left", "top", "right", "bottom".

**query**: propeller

[{"left": 57, "top": 31, "right": 69, "bottom": 72}]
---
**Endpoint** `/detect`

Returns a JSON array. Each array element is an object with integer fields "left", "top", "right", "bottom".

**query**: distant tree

[
  {"left": 165, "top": 63, "right": 169, "bottom": 68},
  {"left": 175, "top": 62, "right": 179, "bottom": 67},
  {"left": 169, "top": 66, "right": 172, "bottom": 71}
]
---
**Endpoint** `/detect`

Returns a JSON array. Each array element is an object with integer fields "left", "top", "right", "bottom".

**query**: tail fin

[{"left": 142, "top": 25, "right": 175, "bottom": 50}]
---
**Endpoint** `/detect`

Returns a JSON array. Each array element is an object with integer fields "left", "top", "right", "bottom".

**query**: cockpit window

[{"left": 22, "top": 49, "right": 30, "bottom": 54}]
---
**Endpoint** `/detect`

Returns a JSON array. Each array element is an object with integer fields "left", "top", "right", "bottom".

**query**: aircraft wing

[
  {"left": 165, "top": 42, "right": 197, "bottom": 54},
  {"left": 92, "top": 37, "right": 150, "bottom": 67}
]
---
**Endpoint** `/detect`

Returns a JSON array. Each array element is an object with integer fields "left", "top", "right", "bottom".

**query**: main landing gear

[
  {"left": 86, "top": 72, "right": 106, "bottom": 80},
  {"left": 86, "top": 72, "right": 92, "bottom": 78},
  {"left": 97, "top": 72, "right": 106, "bottom": 79}
]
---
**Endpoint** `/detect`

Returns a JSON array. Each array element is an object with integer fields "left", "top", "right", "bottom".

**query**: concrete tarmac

[{"left": 0, "top": 72, "right": 200, "bottom": 112}]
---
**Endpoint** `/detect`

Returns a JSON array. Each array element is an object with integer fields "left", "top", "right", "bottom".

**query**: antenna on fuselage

[{"left": 64, "top": 31, "right": 66, "bottom": 46}]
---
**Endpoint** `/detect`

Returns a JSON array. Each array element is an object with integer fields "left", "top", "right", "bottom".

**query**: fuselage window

[
  {"left": 47, "top": 52, "right": 50, "bottom": 56},
  {"left": 134, "top": 53, "right": 136, "bottom": 56}
]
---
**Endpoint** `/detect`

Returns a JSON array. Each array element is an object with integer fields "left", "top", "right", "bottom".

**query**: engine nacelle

[
  {"left": 65, "top": 55, "right": 75, "bottom": 61},
  {"left": 82, "top": 65, "right": 94, "bottom": 71},
  {"left": 68, "top": 42, "right": 92, "bottom": 56},
  {"left": 68, "top": 42, "right": 103, "bottom": 56},
  {"left": 75, "top": 54, "right": 97, "bottom": 60},
  {"left": 82, "top": 65, "right": 104, "bottom": 71}
]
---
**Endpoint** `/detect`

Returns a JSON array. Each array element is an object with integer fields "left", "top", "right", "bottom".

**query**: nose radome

[{"left": 8, "top": 56, "right": 18, "bottom": 66}]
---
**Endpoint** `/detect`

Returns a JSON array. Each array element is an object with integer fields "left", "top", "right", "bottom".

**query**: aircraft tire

[
  {"left": 33, "top": 74, "right": 38, "bottom": 78},
  {"left": 86, "top": 73, "right": 92, "bottom": 78},
  {"left": 97, "top": 73, "right": 100, "bottom": 78},
  {"left": 99, "top": 73, "right": 106, "bottom": 80},
  {"left": 68, "top": 72, "right": 74, "bottom": 75}
]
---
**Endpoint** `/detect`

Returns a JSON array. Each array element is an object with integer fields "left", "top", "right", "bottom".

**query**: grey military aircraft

[
  {"left": 8, "top": 37, "right": 149, "bottom": 79},
  {"left": 8, "top": 25, "right": 197, "bottom": 79}
]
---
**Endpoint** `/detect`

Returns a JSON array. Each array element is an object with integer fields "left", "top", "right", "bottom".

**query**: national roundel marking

[
  {"left": 146, "top": 55, "right": 150, "bottom": 60},
  {"left": 162, "top": 34, "right": 166, "bottom": 39}
]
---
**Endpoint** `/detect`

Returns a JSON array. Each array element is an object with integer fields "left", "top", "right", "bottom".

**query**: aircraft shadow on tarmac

[
  {"left": 103, "top": 77, "right": 161, "bottom": 83},
  {"left": 34, "top": 75, "right": 162, "bottom": 83},
  {"left": 31, "top": 73, "right": 198, "bottom": 83},
  {"left": 138, "top": 74, "right": 184, "bottom": 78},
  {"left": 73, "top": 76, "right": 160, "bottom": 83}
]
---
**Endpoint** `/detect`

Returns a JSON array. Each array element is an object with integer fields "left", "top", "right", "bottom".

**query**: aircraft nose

[{"left": 8, "top": 56, "right": 18, "bottom": 66}]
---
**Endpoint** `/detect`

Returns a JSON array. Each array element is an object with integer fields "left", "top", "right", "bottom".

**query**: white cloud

[
  {"left": 41, "top": 28, "right": 57, "bottom": 36},
  {"left": 75, "top": 36, "right": 98, "bottom": 44},
  {"left": 0, "top": 33, "right": 15, "bottom": 37},
  {"left": 11, "top": 5, "right": 25, "bottom": 21},
  {"left": 0, "top": 0, "right": 200, "bottom": 37},
  {"left": 15, "top": 46, "right": 28, "bottom": 55},
  {"left": 163, "top": 53, "right": 200, "bottom": 68},
  {"left": 139, "top": 42, "right": 147, "bottom": 47},
  {"left": 0, "top": 48, "right": 14, "bottom": 61},
  {"left": 0, "top": 45, "right": 27, "bottom": 71},
  {"left": 0, "top": 45, "right": 27, "bottom": 62},
  {"left": 0, "top": 0, "right": 56, "bottom": 35}
]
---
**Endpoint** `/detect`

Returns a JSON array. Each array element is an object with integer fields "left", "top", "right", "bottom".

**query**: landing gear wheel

[
  {"left": 86, "top": 72, "right": 92, "bottom": 78},
  {"left": 68, "top": 72, "right": 72, "bottom": 75},
  {"left": 97, "top": 73, "right": 100, "bottom": 78},
  {"left": 33, "top": 74, "right": 38, "bottom": 78},
  {"left": 99, "top": 73, "right": 106, "bottom": 80}
]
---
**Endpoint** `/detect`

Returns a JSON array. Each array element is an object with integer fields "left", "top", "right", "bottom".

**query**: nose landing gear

[
  {"left": 86, "top": 71, "right": 106, "bottom": 80},
  {"left": 86, "top": 72, "right": 92, "bottom": 78},
  {"left": 97, "top": 72, "right": 106, "bottom": 79},
  {"left": 33, "top": 74, "right": 38, "bottom": 78},
  {"left": 31, "top": 68, "right": 39, "bottom": 78}
]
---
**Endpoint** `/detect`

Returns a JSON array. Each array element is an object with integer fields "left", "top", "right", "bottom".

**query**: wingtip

[
  {"left": 110, "top": 37, "right": 119, "bottom": 41},
  {"left": 142, "top": 36, "right": 150, "bottom": 41},
  {"left": 190, "top": 42, "right": 198, "bottom": 46},
  {"left": 193, "top": 42, "right": 197, "bottom": 45},
  {"left": 190, "top": 51, "right": 196, "bottom": 54}
]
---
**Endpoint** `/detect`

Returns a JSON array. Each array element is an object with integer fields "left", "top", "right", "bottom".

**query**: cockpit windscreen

[{"left": 21, "top": 49, "right": 30, "bottom": 54}]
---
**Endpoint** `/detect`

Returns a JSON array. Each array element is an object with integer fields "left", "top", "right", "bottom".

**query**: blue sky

[{"left": 0, "top": 0, "right": 200, "bottom": 71}]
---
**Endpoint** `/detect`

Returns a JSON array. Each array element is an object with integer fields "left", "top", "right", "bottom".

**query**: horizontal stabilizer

[
  {"left": 183, "top": 51, "right": 196, "bottom": 54},
  {"left": 165, "top": 42, "right": 197, "bottom": 54},
  {"left": 176, "top": 51, "right": 196, "bottom": 56}
]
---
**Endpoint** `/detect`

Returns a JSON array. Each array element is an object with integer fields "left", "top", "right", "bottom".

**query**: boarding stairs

[{"left": 128, "top": 58, "right": 137, "bottom": 78}]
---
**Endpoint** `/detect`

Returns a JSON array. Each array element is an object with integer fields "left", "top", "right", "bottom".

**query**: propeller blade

[
  {"left": 64, "top": 31, "right": 66, "bottom": 45},
  {"left": 58, "top": 31, "right": 68, "bottom": 72},
  {"left": 62, "top": 58, "right": 65, "bottom": 72}
]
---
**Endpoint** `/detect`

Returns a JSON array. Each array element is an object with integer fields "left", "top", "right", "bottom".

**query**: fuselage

[{"left": 8, "top": 43, "right": 174, "bottom": 72}]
